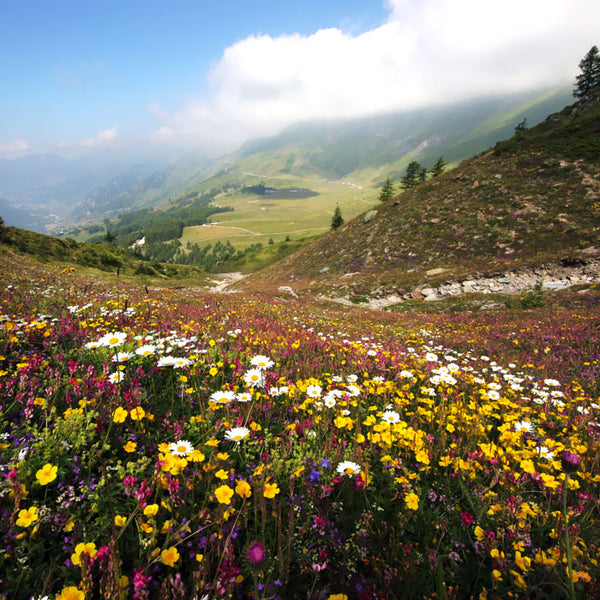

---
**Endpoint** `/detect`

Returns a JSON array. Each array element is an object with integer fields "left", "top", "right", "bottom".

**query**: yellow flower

[
  {"left": 140, "top": 522, "right": 153, "bottom": 533},
  {"left": 235, "top": 479, "right": 252, "bottom": 499},
  {"left": 215, "top": 469, "right": 229, "bottom": 480},
  {"left": 215, "top": 484, "right": 234, "bottom": 505},
  {"left": 405, "top": 492, "right": 419, "bottom": 511},
  {"left": 16, "top": 506, "right": 38, "bottom": 528},
  {"left": 130, "top": 406, "right": 146, "bottom": 420},
  {"left": 415, "top": 449, "right": 430, "bottom": 465},
  {"left": 143, "top": 503, "right": 159, "bottom": 517},
  {"left": 36, "top": 463, "right": 58, "bottom": 486},
  {"left": 263, "top": 482, "right": 280, "bottom": 499},
  {"left": 209, "top": 366, "right": 218, "bottom": 376},
  {"left": 114, "top": 515, "right": 127, "bottom": 527},
  {"left": 161, "top": 546, "right": 180, "bottom": 567},
  {"left": 327, "top": 595, "right": 348, "bottom": 600},
  {"left": 520, "top": 459, "right": 535, "bottom": 474},
  {"left": 196, "top": 553, "right": 204, "bottom": 563},
  {"left": 112, "top": 406, "right": 128, "bottom": 423},
  {"left": 540, "top": 473, "right": 560, "bottom": 489},
  {"left": 190, "top": 449, "right": 205, "bottom": 462},
  {"left": 71, "top": 542, "right": 97, "bottom": 565},
  {"left": 439, "top": 455, "right": 452, "bottom": 467},
  {"left": 56, "top": 586, "right": 85, "bottom": 600},
  {"left": 510, "top": 570, "right": 527, "bottom": 588},
  {"left": 515, "top": 551, "right": 531, "bottom": 572},
  {"left": 123, "top": 441, "right": 137, "bottom": 453}
]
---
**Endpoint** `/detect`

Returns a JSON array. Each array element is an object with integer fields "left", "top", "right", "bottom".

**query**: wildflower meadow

[{"left": 1, "top": 265, "right": 600, "bottom": 599}]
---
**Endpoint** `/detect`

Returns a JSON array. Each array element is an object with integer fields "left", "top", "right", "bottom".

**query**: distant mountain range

[{"left": 0, "top": 86, "right": 572, "bottom": 234}]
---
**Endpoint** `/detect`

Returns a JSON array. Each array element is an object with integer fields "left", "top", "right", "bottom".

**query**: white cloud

[
  {"left": 81, "top": 127, "right": 118, "bottom": 147},
  {"left": 0, "top": 138, "right": 30, "bottom": 157},
  {"left": 151, "top": 0, "right": 600, "bottom": 152},
  {"left": 56, "top": 127, "right": 118, "bottom": 152}
]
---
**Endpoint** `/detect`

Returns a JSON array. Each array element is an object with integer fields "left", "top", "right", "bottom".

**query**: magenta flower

[{"left": 246, "top": 541, "right": 267, "bottom": 566}]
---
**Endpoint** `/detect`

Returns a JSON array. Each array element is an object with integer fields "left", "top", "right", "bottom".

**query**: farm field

[
  {"left": 1, "top": 261, "right": 600, "bottom": 599},
  {"left": 181, "top": 176, "right": 376, "bottom": 250}
]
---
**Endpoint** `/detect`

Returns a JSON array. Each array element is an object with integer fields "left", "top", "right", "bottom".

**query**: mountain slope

[
  {"left": 243, "top": 94, "right": 600, "bottom": 301},
  {"left": 229, "top": 87, "right": 571, "bottom": 183}
]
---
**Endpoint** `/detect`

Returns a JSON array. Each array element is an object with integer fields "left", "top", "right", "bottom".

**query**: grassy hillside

[
  {"left": 94, "top": 88, "right": 570, "bottom": 261},
  {"left": 244, "top": 94, "right": 600, "bottom": 299},
  {"left": 0, "top": 224, "right": 208, "bottom": 283}
]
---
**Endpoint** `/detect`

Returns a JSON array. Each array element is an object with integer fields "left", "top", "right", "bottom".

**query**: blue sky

[{"left": 1, "top": 0, "right": 598, "bottom": 158}]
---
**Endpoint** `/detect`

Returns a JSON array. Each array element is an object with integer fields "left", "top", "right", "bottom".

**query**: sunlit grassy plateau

[{"left": 1, "top": 247, "right": 600, "bottom": 600}]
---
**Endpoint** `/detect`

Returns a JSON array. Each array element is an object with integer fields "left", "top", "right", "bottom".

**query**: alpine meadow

[{"left": 2, "top": 30, "right": 600, "bottom": 600}]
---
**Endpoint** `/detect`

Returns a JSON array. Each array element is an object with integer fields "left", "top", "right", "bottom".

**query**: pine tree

[
  {"left": 401, "top": 161, "right": 423, "bottom": 189},
  {"left": 429, "top": 155, "right": 446, "bottom": 177},
  {"left": 378, "top": 178, "right": 395, "bottom": 202},
  {"left": 331, "top": 205, "right": 344, "bottom": 230},
  {"left": 574, "top": 45, "right": 600, "bottom": 98}
]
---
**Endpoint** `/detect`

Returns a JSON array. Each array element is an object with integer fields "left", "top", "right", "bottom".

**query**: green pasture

[{"left": 180, "top": 176, "right": 378, "bottom": 250}]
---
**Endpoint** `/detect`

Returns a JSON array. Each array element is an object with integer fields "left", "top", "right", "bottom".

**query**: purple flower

[
  {"left": 561, "top": 451, "right": 581, "bottom": 473},
  {"left": 247, "top": 541, "right": 267, "bottom": 567},
  {"left": 320, "top": 458, "right": 331, "bottom": 469},
  {"left": 308, "top": 469, "right": 321, "bottom": 483}
]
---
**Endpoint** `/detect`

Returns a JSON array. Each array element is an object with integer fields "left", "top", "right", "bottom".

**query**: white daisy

[
  {"left": 135, "top": 344, "right": 157, "bottom": 356},
  {"left": 250, "top": 355, "right": 274, "bottom": 370},
  {"left": 172, "top": 357, "right": 192, "bottom": 369},
  {"left": 306, "top": 384, "right": 322, "bottom": 398},
  {"left": 157, "top": 355, "right": 178, "bottom": 367},
  {"left": 112, "top": 352, "right": 133, "bottom": 363},
  {"left": 544, "top": 378, "right": 561, "bottom": 387},
  {"left": 108, "top": 372, "right": 125, "bottom": 384},
  {"left": 323, "top": 395, "right": 337, "bottom": 408},
  {"left": 224, "top": 427, "right": 250, "bottom": 443},
  {"left": 99, "top": 331, "right": 127, "bottom": 348},
  {"left": 382, "top": 410, "right": 401, "bottom": 424},
  {"left": 514, "top": 420, "right": 534, "bottom": 433},
  {"left": 243, "top": 368, "right": 264, "bottom": 388},
  {"left": 336, "top": 460, "right": 361, "bottom": 477},
  {"left": 236, "top": 391, "right": 253, "bottom": 402},
  {"left": 269, "top": 386, "right": 289, "bottom": 397},
  {"left": 210, "top": 390, "right": 236, "bottom": 404},
  {"left": 536, "top": 445, "right": 555, "bottom": 460},
  {"left": 169, "top": 439, "right": 194, "bottom": 456}
]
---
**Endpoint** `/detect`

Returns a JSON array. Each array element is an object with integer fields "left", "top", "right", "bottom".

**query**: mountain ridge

[{"left": 236, "top": 92, "right": 600, "bottom": 305}]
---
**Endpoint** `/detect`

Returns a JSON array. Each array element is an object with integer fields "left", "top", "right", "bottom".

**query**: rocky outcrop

[{"left": 361, "top": 254, "right": 600, "bottom": 309}]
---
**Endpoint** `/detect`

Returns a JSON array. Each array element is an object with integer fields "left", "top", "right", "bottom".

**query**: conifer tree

[
  {"left": 574, "top": 45, "right": 600, "bottom": 98},
  {"left": 429, "top": 155, "right": 446, "bottom": 177},
  {"left": 378, "top": 178, "right": 395, "bottom": 202},
  {"left": 331, "top": 205, "right": 344, "bottom": 229},
  {"left": 401, "top": 161, "right": 423, "bottom": 189}
]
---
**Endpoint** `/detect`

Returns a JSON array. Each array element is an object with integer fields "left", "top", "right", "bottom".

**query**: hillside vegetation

[{"left": 243, "top": 94, "right": 600, "bottom": 302}]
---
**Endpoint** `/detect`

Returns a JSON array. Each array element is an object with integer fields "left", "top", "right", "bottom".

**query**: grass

[{"left": 179, "top": 177, "right": 377, "bottom": 251}]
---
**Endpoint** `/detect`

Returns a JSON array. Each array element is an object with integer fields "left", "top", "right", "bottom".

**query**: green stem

[{"left": 563, "top": 473, "right": 576, "bottom": 600}]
